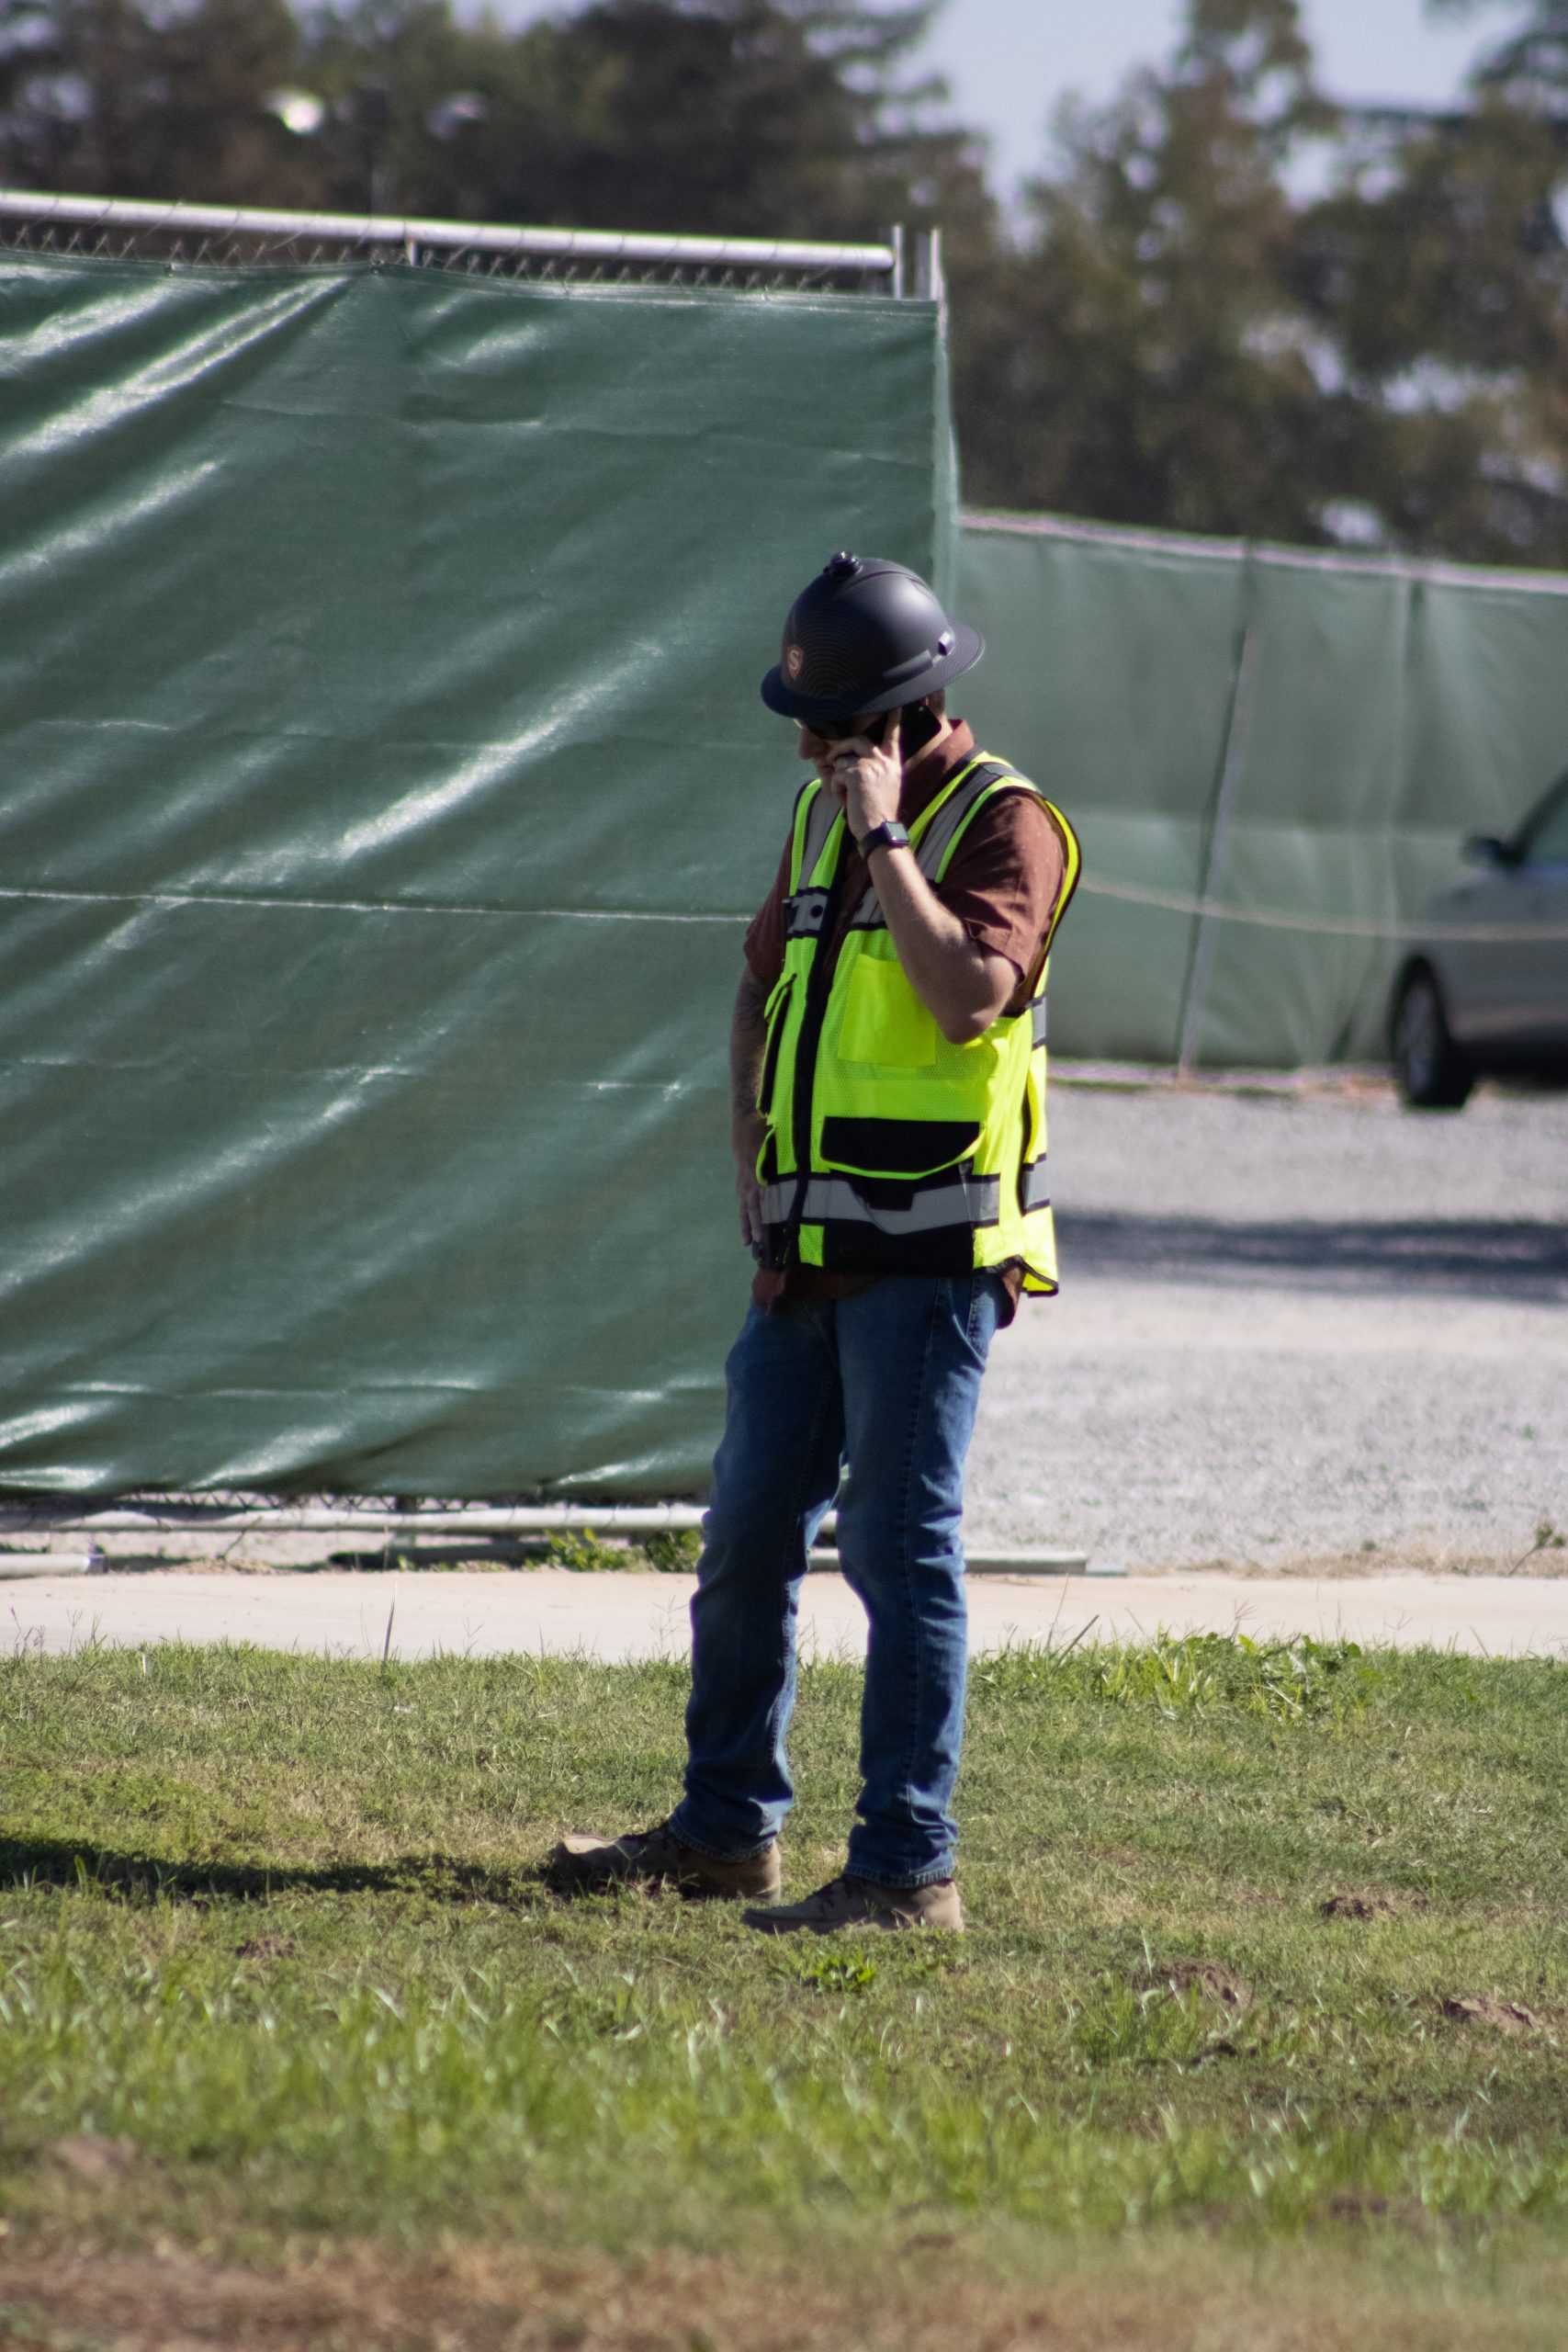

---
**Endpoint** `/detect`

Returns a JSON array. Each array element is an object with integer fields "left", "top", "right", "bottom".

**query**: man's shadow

[
  {"left": 1060, "top": 1211, "right": 1568, "bottom": 1302},
  {"left": 0, "top": 1832, "right": 559, "bottom": 1910}
]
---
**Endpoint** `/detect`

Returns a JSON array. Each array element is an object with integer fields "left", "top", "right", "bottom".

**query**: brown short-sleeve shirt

[{"left": 747, "top": 721, "right": 1067, "bottom": 1318}]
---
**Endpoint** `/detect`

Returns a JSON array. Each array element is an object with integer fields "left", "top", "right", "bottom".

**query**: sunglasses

[{"left": 794, "top": 712, "right": 889, "bottom": 744}]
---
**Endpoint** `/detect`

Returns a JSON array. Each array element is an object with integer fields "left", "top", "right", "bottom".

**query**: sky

[{"left": 918, "top": 1, "right": 1489, "bottom": 205}]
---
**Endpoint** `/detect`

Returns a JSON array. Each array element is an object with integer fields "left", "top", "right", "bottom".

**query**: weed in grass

[
  {"left": 639, "top": 1528, "right": 704, "bottom": 1575},
  {"left": 1062, "top": 1976, "right": 1255, "bottom": 2074},
  {"left": 972, "top": 1631, "right": 1380, "bottom": 1724},
  {"left": 539, "top": 1530, "right": 630, "bottom": 1574},
  {"left": 775, "top": 1951, "right": 879, "bottom": 1996},
  {"left": 1508, "top": 1519, "right": 1567, "bottom": 1575}
]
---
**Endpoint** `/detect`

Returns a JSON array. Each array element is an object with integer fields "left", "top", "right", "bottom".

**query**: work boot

[
  {"left": 544, "top": 1819, "right": 781, "bottom": 1903},
  {"left": 742, "top": 1871, "right": 964, "bottom": 1936}
]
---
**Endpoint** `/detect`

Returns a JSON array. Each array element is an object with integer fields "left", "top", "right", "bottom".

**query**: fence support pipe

[{"left": 0, "top": 1505, "right": 715, "bottom": 1536}]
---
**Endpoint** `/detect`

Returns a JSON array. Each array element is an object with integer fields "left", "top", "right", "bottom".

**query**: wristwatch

[{"left": 856, "top": 819, "right": 910, "bottom": 858}]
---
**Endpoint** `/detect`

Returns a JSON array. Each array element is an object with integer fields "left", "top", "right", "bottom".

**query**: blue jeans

[{"left": 667, "top": 1272, "right": 1007, "bottom": 1887}]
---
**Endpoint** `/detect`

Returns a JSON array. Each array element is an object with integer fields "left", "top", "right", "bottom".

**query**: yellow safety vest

[{"left": 757, "top": 753, "right": 1081, "bottom": 1292}]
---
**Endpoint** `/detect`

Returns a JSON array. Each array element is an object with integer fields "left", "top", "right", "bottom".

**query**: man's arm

[
  {"left": 829, "top": 718, "right": 1017, "bottom": 1045},
  {"left": 863, "top": 851, "right": 1018, "bottom": 1044},
  {"left": 731, "top": 965, "right": 771, "bottom": 1251}
]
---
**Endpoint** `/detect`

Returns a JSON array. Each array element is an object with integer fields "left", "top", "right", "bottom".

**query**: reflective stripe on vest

[
  {"left": 1019, "top": 1157, "right": 1052, "bottom": 1213},
  {"left": 846, "top": 757, "right": 1014, "bottom": 930},
  {"left": 761, "top": 1171, "right": 1004, "bottom": 1237}
]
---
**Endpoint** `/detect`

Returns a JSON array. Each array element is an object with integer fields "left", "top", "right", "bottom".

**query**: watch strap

[{"left": 856, "top": 819, "right": 910, "bottom": 858}]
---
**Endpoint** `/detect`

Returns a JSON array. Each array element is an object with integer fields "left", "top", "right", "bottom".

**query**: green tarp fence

[
  {"left": 959, "top": 512, "right": 1568, "bottom": 1067},
  {"left": 0, "top": 254, "right": 954, "bottom": 1498}
]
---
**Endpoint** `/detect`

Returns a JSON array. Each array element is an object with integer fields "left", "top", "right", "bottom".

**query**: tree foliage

[
  {"left": 1, "top": 0, "right": 1566, "bottom": 565},
  {"left": 0, "top": 1, "right": 989, "bottom": 234},
  {"left": 953, "top": 0, "right": 1348, "bottom": 541}
]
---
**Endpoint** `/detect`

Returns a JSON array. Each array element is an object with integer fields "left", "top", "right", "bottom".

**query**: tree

[
  {"left": 0, "top": 0, "right": 322, "bottom": 204},
  {"left": 1426, "top": 0, "right": 1568, "bottom": 96},
  {"left": 952, "top": 0, "right": 1350, "bottom": 541},
  {"left": 951, "top": 0, "right": 1568, "bottom": 565},
  {"left": 0, "top": 1, "right": 999, "bottom": 273},
  {"left": 1279, "top": 0, "right": 1568, "bottom": 561},
  {"left": 323, "top": 0, "right": 994, "bottom": 250}
]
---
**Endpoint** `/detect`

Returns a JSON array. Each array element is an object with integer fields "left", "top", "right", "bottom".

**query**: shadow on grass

[{"left": 0, "top": 1834, "right": 558, "bottom": 1911}]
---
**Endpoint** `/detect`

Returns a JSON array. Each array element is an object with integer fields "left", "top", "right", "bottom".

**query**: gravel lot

[
  {"left": 969, "top": 1074, "right": 1568, "bottom": 1575},
  {"left": 5, "top": 1070, "right": 1562, "bottom": 1597}
]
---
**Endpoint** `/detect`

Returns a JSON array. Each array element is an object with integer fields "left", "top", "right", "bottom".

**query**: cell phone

[{"left": 898, "top": 700, "right": 941, "bottom": 760}]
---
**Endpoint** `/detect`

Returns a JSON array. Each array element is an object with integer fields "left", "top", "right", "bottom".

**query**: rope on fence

[{"left": 1078, "top": 873, "right": 1568, "bottom": 944}]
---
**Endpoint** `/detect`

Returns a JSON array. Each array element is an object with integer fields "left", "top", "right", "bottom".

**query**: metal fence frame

[
  {"left": 0, "top": 187, "right": 942, "bottom": 299},
  {"left": 0, "top": 185, "right": 950, "bottom": 1533}
]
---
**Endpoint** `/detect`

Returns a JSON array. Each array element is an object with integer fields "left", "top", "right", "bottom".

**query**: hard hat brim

[{"left": 760, "top": 622, "right": 984, "bottom": 723}]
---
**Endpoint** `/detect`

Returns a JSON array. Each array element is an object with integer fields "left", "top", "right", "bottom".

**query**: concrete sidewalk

[{"left": 4, "top": 1567, "right": 1564, "bottom": 1661}]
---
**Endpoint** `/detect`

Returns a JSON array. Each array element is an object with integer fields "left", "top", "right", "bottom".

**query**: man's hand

[
  {"left": 732, "top": 1109, "right": 769, "bottom": 1254},
  {"left": 826, "top": 710, "right": 901, "bottom": 842}
]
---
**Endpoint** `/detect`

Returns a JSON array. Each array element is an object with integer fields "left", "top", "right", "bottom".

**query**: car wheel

[{"left": 1392, "top": 969, "right": 1474, "bottom": 1110}]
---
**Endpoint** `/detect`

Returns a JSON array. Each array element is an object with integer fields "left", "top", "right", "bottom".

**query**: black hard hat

[{"left": 760, "top": 551, "right": 984, "bottom": 723}]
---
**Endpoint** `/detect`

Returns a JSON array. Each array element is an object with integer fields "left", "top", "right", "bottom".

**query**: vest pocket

[
  {"left": 819, "top": 1114, "right": 981, "bottom": 1180},
  {"left": 836, "top": 957, "right": 938, "bottom": 1067},
  {"left": 1019, "top": 1067, "right": 1038, "bottom": 1170},
  {"left": 756, "top": 976, "right": 794, "bottom": 1117}
]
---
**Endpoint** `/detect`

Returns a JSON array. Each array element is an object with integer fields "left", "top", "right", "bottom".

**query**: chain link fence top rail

[{"left": 0, "top": 187, "right": 919, "bottom": 295}]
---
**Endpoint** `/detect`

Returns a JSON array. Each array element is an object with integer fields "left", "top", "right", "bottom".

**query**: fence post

[
  {"left": 1177, "top": 565, "right": 1261, "bottom": 1075},
  {"left": 912, "top": 226, "right": 944, "bottom": 312}
]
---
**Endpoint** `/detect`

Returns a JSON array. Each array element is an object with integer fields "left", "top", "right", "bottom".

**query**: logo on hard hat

[{"left": 784, "top": 643, "right": 805, "bottom": 682}]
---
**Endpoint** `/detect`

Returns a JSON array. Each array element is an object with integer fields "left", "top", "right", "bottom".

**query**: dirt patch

[
  {"left": 1133, "top": 1548, "right": 1568, "bottom": 1581},
  {"left": 1186, "top": 2037, "right": 1242, "bottom": 2069},
  {"left": 234, "top": 1933, "right": 298, "bottom": 1962},
  {"left": 1325, "top": 2191, "right": 1391, "bottom": 2222},
  {"left": 1146, "top": 1958, "right": 1252, "bottom": 2010},
  {"left": 1320, "top": 1891, "right": 1411, "bottom": 1922},
  {"left": 1439, "top": 1996, "right": 1543, "bottom": 2036},
  {"left": 45, "top": 2135, "right": 142, "bottom": 2184},
  {"left": 0, "top": 2233, "right": 1562, "bottom": 2352}
]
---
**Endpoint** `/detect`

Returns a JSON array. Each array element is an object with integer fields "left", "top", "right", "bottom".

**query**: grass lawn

[{"left": 0, "top": 1629, "right": 1564, "bottom": 2348}]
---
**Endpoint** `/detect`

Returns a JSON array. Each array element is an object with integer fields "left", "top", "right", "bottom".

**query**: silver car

[{"left": 1390, "top": 768, "right": 1568, "bottom": 1109}]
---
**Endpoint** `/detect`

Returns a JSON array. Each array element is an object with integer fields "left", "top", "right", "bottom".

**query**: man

[{"left": 548, "top": 551, "right": 1079, "bottom": 1932}]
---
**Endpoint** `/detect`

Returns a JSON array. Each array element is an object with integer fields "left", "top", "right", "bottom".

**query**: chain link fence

[{"left": 0, "top": 187, "right": 927, "bottom": 297}]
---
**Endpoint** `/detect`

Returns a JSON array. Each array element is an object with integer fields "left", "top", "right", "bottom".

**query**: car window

[{"left": 1522, "top": 784, "right": 1568, "bottom": 867}]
